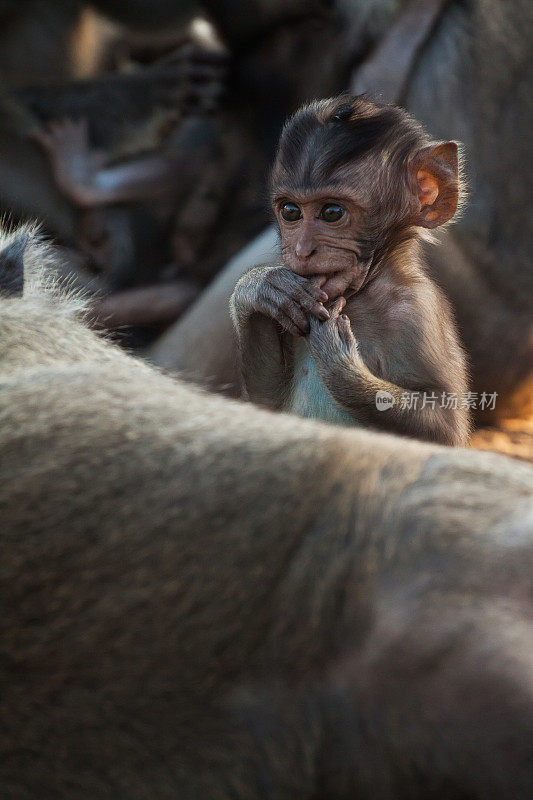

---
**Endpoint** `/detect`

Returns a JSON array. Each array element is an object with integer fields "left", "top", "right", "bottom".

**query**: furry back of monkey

[{"left": 2, "top": 229, "right": 533, "bottom": 799}]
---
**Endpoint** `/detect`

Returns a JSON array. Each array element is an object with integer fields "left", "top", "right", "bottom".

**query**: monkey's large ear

[
  {"left": 410, "top": 142, "right": 459, "bottom": 229},
  {"left": 0, "top": 233, "right": 28, "bottom": 297}
]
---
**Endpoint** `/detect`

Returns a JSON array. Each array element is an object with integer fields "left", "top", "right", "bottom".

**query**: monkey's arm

[
  {"left": 309, "top": 299, "right": 470, "bottom": 446},
  {"left": 64, "top": 156, "right": 181, "bottom": 207},
  {"left": 230, "top": 301, "right": 290, "bottom": 410},
  {"left": 32, "top": 117, "right": 216, "bottom": 208},
  {"left": 230, "top": 265, "right": 329, "bottom": 409},
  {"left": 32, "top": 119, "right": 171, "bottom": 207}
]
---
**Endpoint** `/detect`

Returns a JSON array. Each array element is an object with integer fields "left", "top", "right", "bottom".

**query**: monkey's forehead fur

[{"left": 271, "top": 95, "right": 427, "bottom": 193}]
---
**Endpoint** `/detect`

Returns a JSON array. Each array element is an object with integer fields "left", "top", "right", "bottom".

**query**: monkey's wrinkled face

[{"left": 273, "top": 189, "right": 372, "bottom": 298}]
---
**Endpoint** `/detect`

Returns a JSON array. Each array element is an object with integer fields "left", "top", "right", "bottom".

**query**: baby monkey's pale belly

[{"left": 284, "top": 339, "right": 357, "bottom": 427}]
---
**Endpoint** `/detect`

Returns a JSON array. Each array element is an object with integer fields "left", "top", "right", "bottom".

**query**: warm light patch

[{"left": 417, "top": 169, "right": 439, "bottom": 207}]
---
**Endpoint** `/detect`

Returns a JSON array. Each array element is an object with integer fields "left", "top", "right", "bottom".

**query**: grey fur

[{"left": 2, "top": 232, "right": 533, "bottom": 798}]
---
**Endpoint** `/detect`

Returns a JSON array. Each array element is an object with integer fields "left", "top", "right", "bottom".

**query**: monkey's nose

[{"left": 295, "top": 240, "right": 317, "bottom": 260}]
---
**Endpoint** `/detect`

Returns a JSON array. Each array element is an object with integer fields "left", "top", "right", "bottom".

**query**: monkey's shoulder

[
  {"left": 346, "top": 272, "right": 455, "bottom": 379},
  {"left": 348, "top": 270, "right": 446, "bottom": 338}
]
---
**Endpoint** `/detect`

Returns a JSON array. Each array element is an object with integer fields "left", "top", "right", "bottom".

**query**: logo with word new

[{"left": 375, "top": 390, "right": 395, "bottom": 411}]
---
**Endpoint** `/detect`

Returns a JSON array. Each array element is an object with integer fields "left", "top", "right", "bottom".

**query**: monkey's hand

[
  {"left": 161, "top": 42, "right": 228, "bottom": 115},
  {"left": 231, "top": 265, "right": 330, "bottom": 337},
  {"left": 32, "top": 118, "right": 104, "bottom": 204},
  {"left": 308, "top": 297, "right": 366, "bottom": 374}
]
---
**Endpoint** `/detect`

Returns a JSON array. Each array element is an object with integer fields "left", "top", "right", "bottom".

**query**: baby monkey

[{"left": 231, "top": 96, "right": 470, "bottom": 445}]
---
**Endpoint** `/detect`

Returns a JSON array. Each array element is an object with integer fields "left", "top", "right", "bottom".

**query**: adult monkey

[
  {"left": 396, "top": 0, "right": 533, "bottom": 439},
  {"left": 231, "top": 96, "right": 470, "bottom": 445},
  {"left": 2, "top": 228, "right": 533, "bottom": 798},
  {"left": 150, "top": 0, "right": 533, "bottom": 457}
]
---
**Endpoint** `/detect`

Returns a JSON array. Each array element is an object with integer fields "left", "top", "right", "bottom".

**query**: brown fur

[
  {"left": 1, "top": 230, "right": 533, "bottom": 798},
  {"left": 232, "top": 97, "right": 469, "bottom": 446}
]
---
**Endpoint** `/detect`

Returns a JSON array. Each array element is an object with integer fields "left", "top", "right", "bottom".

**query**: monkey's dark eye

[
  {"left": 280, "top": 202, "right": 302, "bottom": 222},
  {"left": 320, "top": 204, "right": 345, "bottom": 223}
]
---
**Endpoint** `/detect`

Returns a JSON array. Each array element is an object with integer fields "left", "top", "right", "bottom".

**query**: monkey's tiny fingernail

[
  {"left": 318, "top": 291, "right": 328, "bottom": 301},
  {"left": 318, "top": 308, "right": 330, "bottom": 320},
  {"left": 341, "top": 314, "right": 349, "bottom": 321}
]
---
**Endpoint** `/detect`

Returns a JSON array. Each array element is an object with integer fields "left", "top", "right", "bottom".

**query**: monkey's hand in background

[
  {"left": 231, "top": 265, "right": 330, "bottom": 337},
  {"left": 31, "top": 118, "right": 104, "bottom": 206}
]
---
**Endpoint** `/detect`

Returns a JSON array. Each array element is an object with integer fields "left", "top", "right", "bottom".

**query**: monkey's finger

[
  {"left": 337, "top": 314, "right": 356, "bottom": 347},
  {"left": 306, "top": 278, "right": 330, "bottom": 304},
  {"left": 277, "top": 312, "right": 304, "bottom": 337},
  {"left": 289, "top": 277, "right": 329, "bottom": 304},
  {"left": 280, "top": 300, "right": 311, "bottom": 334},
  {"left": 269, "top": 271, "right": 328, "bottom": 306},
  {"left": 263, "top": 292, "right": 310, "bottom": 334},
  {"left": 305, "top": 300, "right": 330, "bottom": 321},
  {"left": 306, "top": 284, "right": 330, "bottom": 303},
  {"left": 274, "top": 303, "right": 308, "bottom": 335},
  {"left": 309, "top": 275, "right": 327, "bottom": 291},
  {"left": 328, "top": 297, "right": 347, "bottom": 320},
  {"left": 289, "top": 289, "right": 329, "bottom": 320}
]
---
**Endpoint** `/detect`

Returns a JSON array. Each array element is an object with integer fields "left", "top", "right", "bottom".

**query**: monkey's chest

[{"left": 286, "top": 342, "right": 357, "bottom": 427}]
